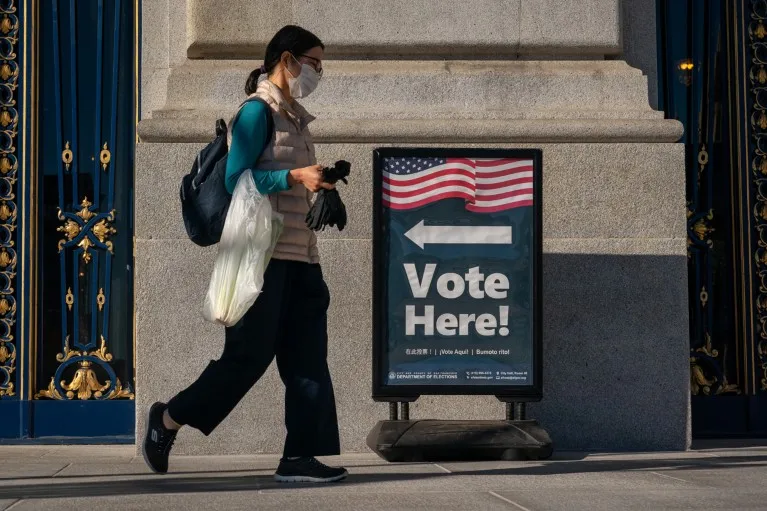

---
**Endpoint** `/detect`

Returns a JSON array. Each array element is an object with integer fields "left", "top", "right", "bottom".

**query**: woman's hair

[{"left": 245, "top": 25, "right": 324, "bottom": 95}]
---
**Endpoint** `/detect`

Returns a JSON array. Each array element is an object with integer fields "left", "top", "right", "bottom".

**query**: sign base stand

[{"left": 366, "top": 419, "right": 553, "bottom": 462}]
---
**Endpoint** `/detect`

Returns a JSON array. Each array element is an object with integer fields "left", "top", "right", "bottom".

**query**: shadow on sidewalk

[{"left": 2, "top": 452, "right": 767, "bottom": 500}]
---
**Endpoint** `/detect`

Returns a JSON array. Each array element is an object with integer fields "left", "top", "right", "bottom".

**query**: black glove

[
  {"left": 321, "top": 159, "right": 351, "bottom": 185},
  {"left": 306, "top": 160, "right": 351, "bottom": 232}
]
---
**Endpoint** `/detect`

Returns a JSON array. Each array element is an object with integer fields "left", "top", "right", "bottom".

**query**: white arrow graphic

[{"left": 404, "top": 220, "right": 513, "bottom": 249}]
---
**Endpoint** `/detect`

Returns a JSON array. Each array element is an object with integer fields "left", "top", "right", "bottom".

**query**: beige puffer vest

[{"left": 247, "top": 79, "right": 319, "bottom": 264}]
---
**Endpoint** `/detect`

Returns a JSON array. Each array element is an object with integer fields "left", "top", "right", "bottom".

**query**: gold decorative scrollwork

[
  {"left": 0, "top": 248, "right": 14, "bottom": 269},
  {"left": 0, "top": 155, "right": 14, "bottom": 175},
  {"left": 60, "top": 361, "right": 110, "bottom": 400},
  {"left": 0, "top": 63, "right": 14, "bottom": 82},
  {"left": 0, "top": 297, "right": 13, "bottom": 316},
  {"left": 36, "top": 336, "right": 134, "bottom": 401},
  {"left": 57, "top": 219, "right": 80, "bottom": 243},
  {"left": 55, "top": 336, "right": 79, "bottom": 363},
  {"left": 0, "top": 200, "right": 14, "bottom": 222},
  {"left": 78, "top": 238, "right": 94, "bottom": 263},
  {"left": 36, "top": 362, "right": 111, "bottom": 401},
  {"left": 750, "top": 1, "right": 767, "bottom": 391},
  {"left": 92, "top": 218, "right": 116, "bottom": 245},
  {"left": 0, "top": 341, "right": 12, "bottom": 364},
  {"left": 105, "top": 379, "right": 134, "bottom": 400},
  {"left": 91, "top": 336, "right": 113, "bottom": 363},
  {"left": 0, "top": 109, "right": 14, "bottom": 128},
  {"left": 74, "top": 197, "right": 95, "bottom": 222},
  {"left": 38, "top": 370, "right": 134, "bottom": 401},
  {"left": 0, "top": 15, "right": 15, "bottom": 36},
  {"left": 56, "top": 197, "right": 117, "bottom": 263},
  {"left": 35, "top": 380, "right": 63, "bottom": 400},
  {"left": 690, "top": 209, "right": 715, "bottom": 246},
  {"left": 0, "top": 0, "right": 18, "bottom": 400},
  {"left": 690, "top": 334, "right": 741, "bottom": 396},
  {"left": 692, "top": 217, "right": 715, "bottom": 245},
  {"left": 686, "top": 208, "right": 715, "bottom": 258},
  {"left": 691, "top": 358, "right": 716, "bottom": 396}
]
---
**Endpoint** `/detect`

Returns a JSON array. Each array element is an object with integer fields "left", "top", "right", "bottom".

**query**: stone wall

[{"left": 136, "top": 0, "right": 690, "bottom": 454}]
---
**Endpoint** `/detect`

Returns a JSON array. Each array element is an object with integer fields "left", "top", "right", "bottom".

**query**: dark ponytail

[{"left": 244, "top": 25, "right": 324, "bottom": 95}]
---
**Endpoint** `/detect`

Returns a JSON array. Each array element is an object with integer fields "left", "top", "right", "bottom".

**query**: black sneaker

[
  {"left": 274, "top": 457, "right": 348, "bottom": 483},
  {"left": 141, "top": 402, "right": 178, "bottom": 474}
]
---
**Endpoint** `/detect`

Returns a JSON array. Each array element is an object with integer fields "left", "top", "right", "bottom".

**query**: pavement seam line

[
  {"left": 52, "top": 463, "right": 72, "bottom": 477},
  {"left": 650, "top": 471, "right": 692, "bottom": 483},
  {"left": 3, "top": 499, "right": 22, "bottom": 511},
  {"left": 433, "top": 463, "right": 452, "bottom": 473},
  {"left": 489, "top": 491, "right": 533, "bottom": 511}
]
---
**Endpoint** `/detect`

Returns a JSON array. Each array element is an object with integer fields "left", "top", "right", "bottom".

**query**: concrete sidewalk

[{"left": 1, "top": 442, "right": 766, "bottom": 510}]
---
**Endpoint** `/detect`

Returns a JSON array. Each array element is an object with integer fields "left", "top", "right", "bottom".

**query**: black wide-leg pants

[{"left": 166, "top": 259, "right": 341, "bottom": 458}]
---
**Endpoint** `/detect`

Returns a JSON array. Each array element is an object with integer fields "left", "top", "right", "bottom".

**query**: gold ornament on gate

[
  {"left": 0, "top": 248, "right": 13, "bottom": 268},
  {"left": 55, "top": 336, "right": 79, "bottom": 363},
  {"left": 690, "top": 358, "right": 716, "bottom": 396},
  {"left": 0, "top": 1, "right": 21, "bottom": 403},
  {"left": 92, "top": 336, "right": 113, "bottom": 362},
  {"left": 0, "top": 109, "right": 12, "bottom": 128},
  {"left": 0, "top": 200, "right": 13, "bottom": 222},
  {"left": 0, "top": 156, "right": 13, "bottom": 175},
  {"left": 0, "top": 63, "right": 12, "bottom": 81},
  {"left": 0, "top": 16, "right": 13, "bottom": 36},
  {"left": 74, "top": 197, "right": 96, "bottom": 222},
  {"left": 62, "top": 141, "right": 73, "bottom": 171},
  {"left": 92, "top": 218, "right": 116, "bottom": 246},
  {"left": 0, "top": 341, "right": 9, "bottom": 364},
  {"left": 57, "top": 219, "right": 81, "bottom": 246},
  {"left": 97, "top": 288, "right": 106, "bottom": 312},
  {"left": 60, "top": 361, "right": 110, "bottom": 400},
  {"left": 78, "top": 237, "right": 94, "bottom": 263},
  {"left": 56, "top": 197, "right": 117, "bottom": 263},
  {"left": 65, "top": 288, "right": 74, "bottom": 311},
  {"left": 0, "top": 298, "right": 12, "bottom": 316},
  {"left": 36, "top": 334, "right": 135, "bottom": 400},
  {"left": 757, "top": 21, "right": 767, "bottom": 39},
  {"left": 100, "top": 143, "right": 111, "bottom": 171}
]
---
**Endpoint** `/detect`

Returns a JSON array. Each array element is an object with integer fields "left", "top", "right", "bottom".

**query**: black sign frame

[{"left": 372, "top": 148, "right": 543, "bottom": 402}]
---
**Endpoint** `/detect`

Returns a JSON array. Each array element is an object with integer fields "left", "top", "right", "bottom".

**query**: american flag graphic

[{"left": 382, "top": 157, "right": 534, "bottom": 213}]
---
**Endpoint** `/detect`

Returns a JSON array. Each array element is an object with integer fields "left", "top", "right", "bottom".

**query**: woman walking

[{"left": 142, "top": 25, "right": 347, "bottom": 483}]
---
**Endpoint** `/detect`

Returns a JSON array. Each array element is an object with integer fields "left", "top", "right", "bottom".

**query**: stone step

[
  {"left": 138, "top": 117, "right": 683, "bottom": 144},
  {"left": 159, "top": 60, "right": 657, "bottom": 118}
]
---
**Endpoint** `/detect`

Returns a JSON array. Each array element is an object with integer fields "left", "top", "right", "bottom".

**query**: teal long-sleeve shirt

[{"left": 224, "top": 100, "right": 290, "bottom": 195}]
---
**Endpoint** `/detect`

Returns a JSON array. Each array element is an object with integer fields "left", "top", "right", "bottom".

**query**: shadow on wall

[
  {"left": 532, "top": 252, "right": 689, "bottom": 451},
  {"left": 621, "top": 0, "right": 659, "bottom": 109}
]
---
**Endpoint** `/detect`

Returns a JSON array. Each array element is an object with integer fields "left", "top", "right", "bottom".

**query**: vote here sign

[{"left": 372, "top": 149, "right": 543, "bottom": 400}]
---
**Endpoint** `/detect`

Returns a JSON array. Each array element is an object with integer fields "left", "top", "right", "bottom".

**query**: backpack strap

[{"left": 230, "top": 96, "right": 274, "bottom": 149}]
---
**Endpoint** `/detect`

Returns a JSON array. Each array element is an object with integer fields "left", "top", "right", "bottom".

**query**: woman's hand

[{"left": 289, "top": 165, "right": 335, "bottom": 193}]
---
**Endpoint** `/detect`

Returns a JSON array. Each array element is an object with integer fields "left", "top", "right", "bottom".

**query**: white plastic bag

[{"left": 203, "top": 171, "right": 283, "bottom": 327}]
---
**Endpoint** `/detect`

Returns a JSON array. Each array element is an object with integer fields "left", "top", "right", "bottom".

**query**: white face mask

[{"left": 287, "top": 57, "right": 321, "bottom": 99}]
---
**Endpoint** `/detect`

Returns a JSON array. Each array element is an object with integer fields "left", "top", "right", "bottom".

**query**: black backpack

[{"left": 180, "top": 97, "right": 275, "bottom": 246}]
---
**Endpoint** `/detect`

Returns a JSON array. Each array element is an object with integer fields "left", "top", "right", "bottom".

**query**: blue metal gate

[
  {"left": 0, "top": 0, "right": 138, "bottom": 441},
  {"left": 658, "top": 0, "right": 767, "bottom": 436}
]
